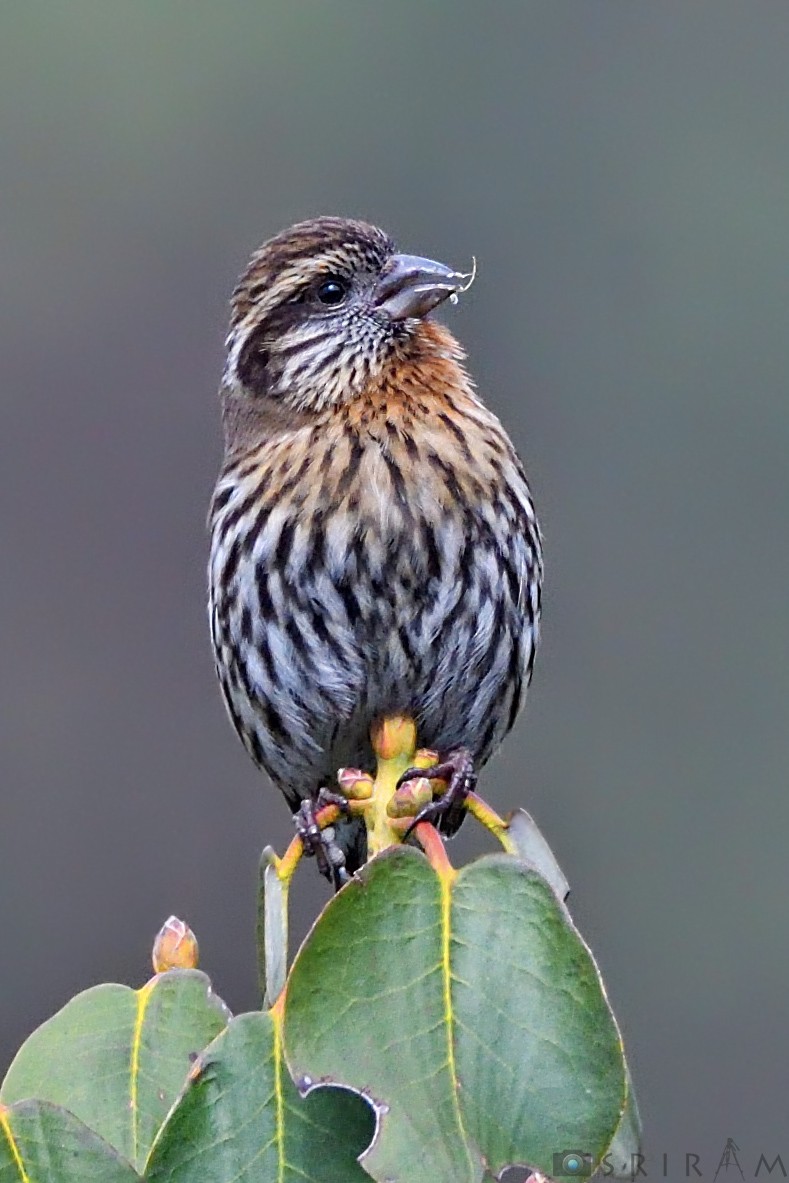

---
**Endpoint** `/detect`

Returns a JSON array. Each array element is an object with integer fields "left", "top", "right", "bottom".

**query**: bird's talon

[
  {"left": 402, "top": 801, "right": 444, "bottom": 842},
  {"left": 315, "top": 786, "right": 352, "bottom": 815},
  {"left": 397, "top": 747, "right": 476, "bottom": 839},
  {"left": 396, "top": 764, "right": 434, "bottom": 790},
  {"left": 294, "top": 799, "right": 348, "bottom": 884}
]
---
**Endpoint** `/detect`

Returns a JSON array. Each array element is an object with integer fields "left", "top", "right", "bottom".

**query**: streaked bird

[{"left": 209, "top": 217, "right": 542, "bottom": 882}]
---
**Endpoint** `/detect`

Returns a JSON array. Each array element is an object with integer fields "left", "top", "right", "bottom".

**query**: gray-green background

[{"left": 2, "top": 3, "right": 786, "bottom": 1174}]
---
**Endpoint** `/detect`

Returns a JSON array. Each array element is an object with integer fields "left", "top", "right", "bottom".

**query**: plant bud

[
  {"left": 336, "top": 767, "right": 374, "bottom": 799},
  {"left": 387, "top": 776, "right": 433, "bottom": 818},
  {"left": 152, "top": 916, "right": 199, "bottom": 973},
  {"left": 413, "top": 748, "right": 440, "bottom": 770}
]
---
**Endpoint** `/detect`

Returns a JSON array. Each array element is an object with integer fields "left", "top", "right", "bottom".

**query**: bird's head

[{"left": 223, "top": 217, "right": 471, "bottom": 417}]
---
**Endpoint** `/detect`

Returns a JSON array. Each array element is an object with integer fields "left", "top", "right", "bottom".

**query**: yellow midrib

[
  {"left": 271, "top": 1002, "right": 286, "bottom": 1181},
  {"left": 439, "top": 869, "right": 476, "bottom": 1178},
  {"left": 0, "top": 1103, "right": 30, "bottom": 1182},
  {"left": 129, "top": 980, "right": 155, "bottom": 1164}
]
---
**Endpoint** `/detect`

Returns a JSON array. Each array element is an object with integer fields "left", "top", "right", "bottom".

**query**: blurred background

[{"left": 2, "top": 2, "right": 787, "bottom": 1173}]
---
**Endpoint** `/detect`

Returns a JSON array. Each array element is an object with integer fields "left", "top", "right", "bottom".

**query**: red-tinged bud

[
  {"left": 413, "top": 748, "right": 440, "bottom": 770},
  {"left": 387, "top": 776, "right": 433, "bottom": 818},
  {"left": 336, "top": 767, "right": 374, "bottom": 799},
  {"left": 152, "top": 916, "right": 199, "bottom": 973},
  {"left": 370, "top": 715, "right": 417, "bottom": 762}
]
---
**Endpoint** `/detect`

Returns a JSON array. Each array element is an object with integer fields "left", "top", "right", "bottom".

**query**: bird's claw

[
  {"left": 398, "top": 748, "right": 477, "bottom": 840},
  {"left": 294, "top": 792, "right": 351, "bottom": 885},
  {"left": 316, "top": 785, "right": 354, "bottom": 815}
]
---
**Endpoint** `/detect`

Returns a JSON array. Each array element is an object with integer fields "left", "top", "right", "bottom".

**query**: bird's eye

[{"left": 316, "top": 277, "right": 348, "bottom": 306}]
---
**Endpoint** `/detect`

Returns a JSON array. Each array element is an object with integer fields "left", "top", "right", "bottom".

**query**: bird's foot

[
  {"left": 294, "top": 789, "right": 351, "bottom": 886},
  {"left": 397, "top": 747, "right": 477, "bottom": 840}
]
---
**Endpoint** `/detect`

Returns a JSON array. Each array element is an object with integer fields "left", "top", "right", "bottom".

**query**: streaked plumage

[{"left": 208, "top": 217, "right": 542, "bottom": 868}]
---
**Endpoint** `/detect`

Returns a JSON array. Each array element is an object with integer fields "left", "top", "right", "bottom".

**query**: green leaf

[
  {"left": 1, "top": 970, "right": 229, "bottom": 1171},
  {"left": 258, "top": 845, "right": 289, "bottom": 1008},
  {"left": 0, "top": 1099, "right": 141, "bottom": 1181},
  {"left": 450, "top": 856, "right": 624, "bottom": 1174},
  {"left": 146, "top": 1010, "right": 374, "bottom": 1182},
  {"left": 603, "top": 1062, "right": 642, "bottom": 1178},
  {"left": 506, "top": 807, "right": 570, "bottom": 901},
  {"left": 284, "top": 847, "right": 626, "bottom": 1183}
]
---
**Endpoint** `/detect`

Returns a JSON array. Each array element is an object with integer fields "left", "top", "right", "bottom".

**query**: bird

[{"left": 208, "top": 217, "right": 542, "bottom": 884}]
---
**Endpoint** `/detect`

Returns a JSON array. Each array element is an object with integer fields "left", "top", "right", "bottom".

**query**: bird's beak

[{"left": 373, "top": 253, "right": 471, "bottom": 320}]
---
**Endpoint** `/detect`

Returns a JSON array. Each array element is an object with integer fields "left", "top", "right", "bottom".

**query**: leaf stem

[{"left": 465, "top": 792, "right": 517, "bottom": 854}]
